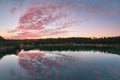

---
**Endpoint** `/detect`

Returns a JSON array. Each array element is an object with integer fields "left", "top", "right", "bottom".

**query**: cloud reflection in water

[{"left": 18, "top": 50, "right": 74, "bottom": 79}]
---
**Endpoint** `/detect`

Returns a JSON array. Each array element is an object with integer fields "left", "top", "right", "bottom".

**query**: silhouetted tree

[{"left": 0, "top": 36, "right": 4, "bottom": 40}]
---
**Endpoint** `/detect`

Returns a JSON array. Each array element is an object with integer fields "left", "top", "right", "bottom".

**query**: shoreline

[{"left": 0, "top": 43, "right": 120, "bottom": 54}]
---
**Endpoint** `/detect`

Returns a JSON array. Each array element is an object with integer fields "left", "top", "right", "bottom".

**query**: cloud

[
  {"left": 108, "top": 9, "right": 120, "bottom": 16},
  {"left": 9, "top": 4, "right": 74, "bottom": 39},
  {"left": 77, "top": 2, "right": 120, "bottom": 18},
  {"left": 10, "top": 7, "right": 18, "bottom": 14}
]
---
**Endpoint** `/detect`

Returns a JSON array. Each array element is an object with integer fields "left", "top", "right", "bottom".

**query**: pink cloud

[
  {"left": 9, "top": 4, "right": 73, "bottom": 39},
  {"left": 18, "top": 5, "right": 63, "bottom": 30}
]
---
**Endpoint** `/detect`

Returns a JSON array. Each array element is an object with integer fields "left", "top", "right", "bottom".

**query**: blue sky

[{"left": 0, "top": 0, "right": 120, "bottom": 39}]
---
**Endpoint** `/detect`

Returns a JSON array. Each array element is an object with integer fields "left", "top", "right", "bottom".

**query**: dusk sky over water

[{"left": 0, "top": 0, "right": 120, "bottom": 39}]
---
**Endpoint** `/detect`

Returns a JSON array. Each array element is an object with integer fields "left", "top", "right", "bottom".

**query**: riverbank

[
  {"left": 0, "top": 43, "right": 120, "bottom": 55},
  {"left": 0, "top": 36, "right": 120, "bottom": 55}
]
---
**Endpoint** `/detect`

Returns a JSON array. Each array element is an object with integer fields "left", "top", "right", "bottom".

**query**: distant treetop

[{"left": 0, "top": 36, "right": 4, "bottom": 40}]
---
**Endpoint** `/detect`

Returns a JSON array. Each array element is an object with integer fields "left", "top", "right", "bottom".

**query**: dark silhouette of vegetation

[
  {"left": 0, "top": 36, "right": 120, "bottom": 57},
  {"left": 19, "top": 36, "right": 120, "bottom": 45},
  {"left": 0, "top": 36, "right": 4, "bottom": 40}
]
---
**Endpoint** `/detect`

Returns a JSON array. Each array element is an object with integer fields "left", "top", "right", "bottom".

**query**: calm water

[{"left": 0, "top": 50, "right": 120, "bottom": 80}]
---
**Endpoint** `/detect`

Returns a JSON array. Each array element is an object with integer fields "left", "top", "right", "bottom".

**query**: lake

[{"left": 0, "top": 49, "right": 120, "bottom": 80}]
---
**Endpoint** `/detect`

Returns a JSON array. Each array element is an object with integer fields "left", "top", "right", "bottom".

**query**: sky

[{"left": 0, "top": 0, "right": 120, "bottom": 39}]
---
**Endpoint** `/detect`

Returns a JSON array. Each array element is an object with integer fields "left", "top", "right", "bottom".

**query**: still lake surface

[{"left": 0, "top": 49, "right": 120, "bottom": 80}]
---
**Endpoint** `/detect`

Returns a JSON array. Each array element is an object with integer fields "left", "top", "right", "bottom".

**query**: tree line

[{"left": 0, "top": 36, "right": 120, "bottom": 46}]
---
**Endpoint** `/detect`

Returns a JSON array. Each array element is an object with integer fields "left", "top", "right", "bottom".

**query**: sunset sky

[{"left": 0, "top": 0, "right": 120, "bottom": 39}]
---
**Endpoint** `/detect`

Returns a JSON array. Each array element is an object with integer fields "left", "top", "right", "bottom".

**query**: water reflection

[
  {"left": 0, "top": 46, "right": 120, "bottom": 59},
  {"left": 0, "top": 50, "right": 120, "bottom": 80},
  {"left": 18, "top": 50, "right": 74, "bottom": 80}
]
